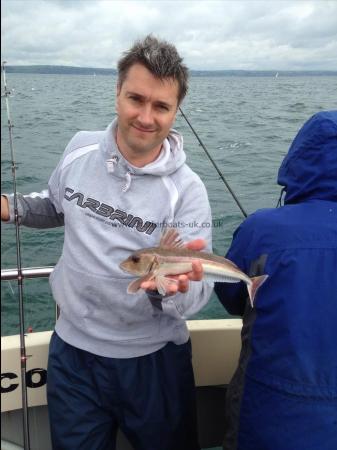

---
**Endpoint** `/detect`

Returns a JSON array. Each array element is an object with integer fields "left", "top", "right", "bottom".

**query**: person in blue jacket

[{"left": 215, "top": 110, "right": 337, "bottom": 450}]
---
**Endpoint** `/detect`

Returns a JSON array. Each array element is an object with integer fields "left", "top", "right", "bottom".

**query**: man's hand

[
  {"left": 1, "top": 196, "right": 9, "bottom": 221},
  {"left": 141, "top": 238, "right": 207, "bottom": 296}
]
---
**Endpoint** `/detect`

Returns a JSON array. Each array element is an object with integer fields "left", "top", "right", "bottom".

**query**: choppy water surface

[{"left": 1, "top": 73, "right": 336, "bottom": 335}]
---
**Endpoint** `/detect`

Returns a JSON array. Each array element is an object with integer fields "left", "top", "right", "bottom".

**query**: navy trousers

[{"left": 47, "top": 332, "right": 200, "bottom": 450}]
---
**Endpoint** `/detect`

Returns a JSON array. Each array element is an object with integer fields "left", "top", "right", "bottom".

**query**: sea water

[{"left": 1, "top": 73, "right": 336, "bottom": 335}]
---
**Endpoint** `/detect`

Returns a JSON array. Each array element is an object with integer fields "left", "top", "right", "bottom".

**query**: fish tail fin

[{"left": 247, "top": 274, "right": 269, "bottom": 307}]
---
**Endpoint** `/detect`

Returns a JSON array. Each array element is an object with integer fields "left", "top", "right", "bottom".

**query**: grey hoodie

[{"left": 6, "top": 119, "right": 213, "bottom": 358}]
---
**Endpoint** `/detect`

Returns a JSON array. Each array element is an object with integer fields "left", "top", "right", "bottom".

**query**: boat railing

[
  {"left": 1, "top": 266, "right": 54, "bottom": 280},
  {"left": 1, "top": 265, "right": 59, "bottom": 320}
]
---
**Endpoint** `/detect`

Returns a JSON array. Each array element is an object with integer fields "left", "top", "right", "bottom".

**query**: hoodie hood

[
  {"left": 101, "top": 119, "right": 186, "bottom": 179},
  {"left": 278, "top": 110, "right": 337, "bottom": 204}
]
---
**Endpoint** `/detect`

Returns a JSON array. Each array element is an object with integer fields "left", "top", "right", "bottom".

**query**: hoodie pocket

[{"left": 49, "top": 260, "right": 161, "bottom": 342}]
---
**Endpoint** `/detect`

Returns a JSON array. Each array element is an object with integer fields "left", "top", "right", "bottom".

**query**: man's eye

[
  {"left": 157, "top": 104, "right": 169, "bottom": 111},
  {"left": 129, "top": 96, "right": 141, "bottom": 102}
]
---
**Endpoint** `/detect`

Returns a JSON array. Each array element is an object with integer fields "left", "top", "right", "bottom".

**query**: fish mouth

[
  {"left": 119, "top": 262, "right": 141, "bottom": 276},
  {"left": 119, "top": 262, "right": 131, "bottom": 273}
]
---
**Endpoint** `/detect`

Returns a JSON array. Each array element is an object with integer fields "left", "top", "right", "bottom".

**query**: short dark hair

[{"left": 117, "top": 35, "right": 189, "bottom": 105}]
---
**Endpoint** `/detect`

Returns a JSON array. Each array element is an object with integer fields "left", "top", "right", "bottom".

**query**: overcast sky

[{"left": 2, "top": 0, "right": 337, "bottom": 71}]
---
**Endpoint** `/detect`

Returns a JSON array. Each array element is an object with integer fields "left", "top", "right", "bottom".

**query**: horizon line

[{"left": 3, "top": 64, "right": 337, "bottom": 73}]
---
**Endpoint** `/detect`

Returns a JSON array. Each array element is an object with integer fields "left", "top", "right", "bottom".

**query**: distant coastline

[{"left": 4, "top": 65, "right": 337, "bottom": 77}]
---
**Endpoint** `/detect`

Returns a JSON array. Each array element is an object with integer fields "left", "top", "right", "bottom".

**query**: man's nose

[{"left": 138, "top": 104, "right": 154, "bottom": 126}]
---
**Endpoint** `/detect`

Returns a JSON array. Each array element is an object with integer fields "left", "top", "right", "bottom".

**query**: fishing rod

[
  {"left": 2, "top": 61, "right": 31, "bottom": 450},
  {"left": 179, "top": 107, "right": 248, "bottom": 218}
]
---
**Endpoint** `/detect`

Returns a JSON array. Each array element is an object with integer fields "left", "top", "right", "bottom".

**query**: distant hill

[
  {"left": 4, "top": 65, "right": 337, "bottom": 77},
  {"left": 191, "top": 69, "right": 337, "bottom": 77},
  {"left": 5, "top": 65, "right": 117, "bottom": 76}
]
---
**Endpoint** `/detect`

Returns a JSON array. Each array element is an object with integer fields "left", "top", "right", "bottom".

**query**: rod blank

[
  {"left": 179, "top": 107, "right": 248, "bottom": 218},
  {"left": 2, "top": 61, "right": 31, "bottom": 450}
]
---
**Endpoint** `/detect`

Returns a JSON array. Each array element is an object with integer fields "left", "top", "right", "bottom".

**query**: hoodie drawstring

[
  {"left": 106, "top": 155, "right": 119, "bottom": 173},
  {"left": 122, "top": 171, "right": 132, "bottom": 193},
  {"left": 106, "top": 155, "right": 132, "bottom": 192}
]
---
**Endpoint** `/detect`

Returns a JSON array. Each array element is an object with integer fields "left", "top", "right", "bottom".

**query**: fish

[{"left": 119, "top": 229, "right": 268, "bottom": 307}]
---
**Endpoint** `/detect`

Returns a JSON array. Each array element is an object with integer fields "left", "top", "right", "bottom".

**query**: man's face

[{"left": 116, "top": 63, "right": 179, "bottom": 165}]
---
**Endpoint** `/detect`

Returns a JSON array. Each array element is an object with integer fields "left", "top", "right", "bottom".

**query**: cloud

[{"left": 2, "top": 0, "right": 337, "bottom": 70}]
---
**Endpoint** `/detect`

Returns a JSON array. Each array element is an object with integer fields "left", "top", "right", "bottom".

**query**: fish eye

[{"left": 131, "top": 255, "right": 140, "bottom": 264}]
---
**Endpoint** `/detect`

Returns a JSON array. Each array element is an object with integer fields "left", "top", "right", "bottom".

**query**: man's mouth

[{"left": 132, "top": 124, "right": 157, "bottom": 133}]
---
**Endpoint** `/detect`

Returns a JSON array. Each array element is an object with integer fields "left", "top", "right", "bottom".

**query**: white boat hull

[{"left": 1, "top": 319, "right": 242, "bottom": 449}]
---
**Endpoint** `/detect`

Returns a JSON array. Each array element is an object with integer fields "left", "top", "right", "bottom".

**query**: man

[
  {"left": 1, "top": 35, "right": 213, "bottom": 450},
  {"left": 215, "top": 111, "right": 337, "bottom": 450}
]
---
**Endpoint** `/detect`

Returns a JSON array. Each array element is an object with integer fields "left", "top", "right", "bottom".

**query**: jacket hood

[
  {"left": 102, "top": 119, "right": 186, "bottom": 178},
  {"left": 277, "top": 110, "right": 337, "bottom": 204}
]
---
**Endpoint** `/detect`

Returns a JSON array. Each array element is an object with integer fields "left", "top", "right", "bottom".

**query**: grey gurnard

[{"left": 120, "top": 229, "right": 268, "bottom": 306}]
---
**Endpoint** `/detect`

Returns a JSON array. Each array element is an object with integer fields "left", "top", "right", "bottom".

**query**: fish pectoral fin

[
  {"left": 127, "top": 274, "right": 154, "bottom": 294},
  {"left": 155, "top": 275, "right": 179, "bottom": 296},
  {"left": 159, "top": 228, "right": 184, "bottom": 249}
]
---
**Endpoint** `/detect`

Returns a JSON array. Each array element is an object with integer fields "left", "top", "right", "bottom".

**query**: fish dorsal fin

[{"left": 159, "top": 229, "right": 184, "bottom": 249}]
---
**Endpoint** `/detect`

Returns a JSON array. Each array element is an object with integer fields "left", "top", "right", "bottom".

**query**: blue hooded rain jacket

[{"left": 215, "top": 110, "right": 337, "bottom": 450}]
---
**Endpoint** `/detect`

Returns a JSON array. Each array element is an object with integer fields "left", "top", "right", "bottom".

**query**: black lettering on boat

[
  {"left": 26, "top": 368, "right": 47, "bottom": 389},
  {"left": 1, "top": 372, "right": 19, "bottom": 393},
  {"left": 1, "top": 369, "right": 48, "bottom": 393}
]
